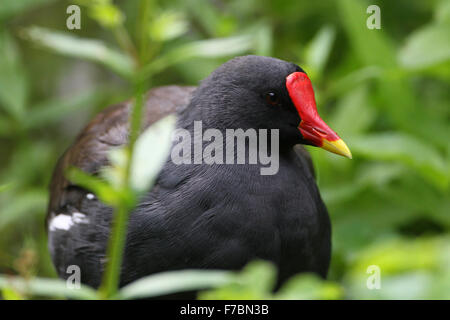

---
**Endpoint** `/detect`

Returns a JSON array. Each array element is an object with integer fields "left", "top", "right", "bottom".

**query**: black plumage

[{"left": 47, "top": 56, "right": 333, "bottom": 291}]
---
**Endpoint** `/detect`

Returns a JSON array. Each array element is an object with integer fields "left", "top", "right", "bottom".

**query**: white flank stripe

[
  {"left": 72, "top": 212, "right": 89, "bottom": 224},
  {"left": 49, "top": 212, "right": 89, "bottom": 231},
  {"left": 49, "top": 214, "right": 73, "bottom": 231}
]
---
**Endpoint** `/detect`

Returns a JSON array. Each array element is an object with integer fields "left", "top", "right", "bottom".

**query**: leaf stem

[
  {"left": 98, "top": 0, "right": 152, "bottom": 296},
  {"left": 98, "top": 76, "right": 145, "bottom": 299}
]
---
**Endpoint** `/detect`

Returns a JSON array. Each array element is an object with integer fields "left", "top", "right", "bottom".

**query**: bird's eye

[{"left": 265, "top": 92, "right": 279, "bottom": 106}]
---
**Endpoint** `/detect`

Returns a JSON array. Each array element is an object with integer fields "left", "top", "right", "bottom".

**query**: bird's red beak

[{"left": 286, "top": 72, "right": 352, "bottom": 159}]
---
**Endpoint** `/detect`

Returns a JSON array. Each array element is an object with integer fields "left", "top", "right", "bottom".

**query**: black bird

[{"left": 47, "top": 55, "right": 351, "bottom": 291}]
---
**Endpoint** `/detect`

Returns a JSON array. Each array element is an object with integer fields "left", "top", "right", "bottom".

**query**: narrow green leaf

[
  {"left": 199, "top": 260, "right": 276, "bottom": 300},
  {"left": 321, "top": 163, "right": 405, "bottom": 205},
  {"left": 399, "top": 23, "right": 450, "bottom": 69},
  {"left": 0, "top": 183, "right": 13, "bottom": 193},
  {"left": 178, "top": 35, "right": 253, "bottom": 58},
  {"left": 149, "top": 11, "right": 188, "bottom": 42},
  {"left": 24, "top": 88, "right": 105, "bottom": 130},
  {"left": 141, "top": 35, "right": 253, "bottom": 77},
  {"left": 252, "top": 23, "right": 273, "bottom": 56},
  {"left": 1, "top": 286, "right": 23, "bottom": 300},
  {"left": 0, "top": 190, "right": 47, "bottom": 230},
  {"left": 349, "top": 133, "right": 448, "bottom": 189},
  {"left": 329, "top": 85, "right": 375, "bottom": 136},
  {"left": 0, "top": 0, "right": 56, "bottom": 21},
  {"left": 66, "top": 167, "right": 129, "bottom": 208},
  {"left": 116, "top": 270, "right": 233, "bottom": 299},
  {"left": 376, "top": 78, "right": 449, "bottom": 150},
  {"left": 0, "top": 30, "right": 27, "bottom": 119},
  {"left": 435, "top": 0, "right": 450, "bottom": 24},
  {"left": 326, "top": 66, "right": 382, "bottom": 99},
  {"left": 276, "top": 274, "right": 343, "bottom": 300},
  {"left": 0, "top": 116, "right": 14, "bottom": 137},
  {"left": 22, "top": 27, "right": 134, "bottom": 78},
  {"left": 236, "top": 260, "right": 277, "bottom": 294},
  {"left": 131, "top": 115, "right": 176, "bottom": 192},
  {"left": 305, "top": 25, "right": 336, "bottom": 76},
  {"left": 88, "top": 3, "right": 124, "bottom": 29},
  {"left": 102, "top": 147, "right": 129, "bottom": 191},
  {"left": 183, "top": 0, "right": 221, "bottom": 36},
  {"left": 338, "top": 0, "right": 396, "bottom": 68},
  {"left": 0, "top": 275, "right": 98, "bottom": 300}
]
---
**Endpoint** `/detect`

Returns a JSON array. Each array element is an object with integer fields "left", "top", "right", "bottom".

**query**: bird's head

[{"left": 191, "top": 55, "right": 352, "bottom": 158}]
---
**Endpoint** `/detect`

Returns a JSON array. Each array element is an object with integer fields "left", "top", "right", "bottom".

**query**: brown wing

[{"left": 47, "top": 85, "right": 196, "bottom": 225}]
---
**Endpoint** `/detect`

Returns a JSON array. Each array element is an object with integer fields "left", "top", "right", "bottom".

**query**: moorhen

[{"left": 47, "top": 55, "right": 351, "bottom": 290}]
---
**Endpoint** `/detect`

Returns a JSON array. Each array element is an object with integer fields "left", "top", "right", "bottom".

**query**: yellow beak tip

[{"left": 321, "top": 139, "right": 352, "bottom": 159}]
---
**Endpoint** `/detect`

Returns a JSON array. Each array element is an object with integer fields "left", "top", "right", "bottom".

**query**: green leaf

[
  {"left": 247, "top": 23, "right": 273, "bottom": 56},
  {"left": 141, "top": 35, "right": 254, "bottom": 77},
  {"left": 326, "top": 66, "right": 382, "bottom": 100},
  {"left": 116, "top": 270, "right": 233, "bottom": 299},
  {"left": 1, "top": 286, "right": 23, "bottom": 300},
  {"left": 338, "top": 0, "right": 396, "bottom": 68},
  {"left": 348, "top": 272, "right": 434, "bottom": 300},
  {"left": 0, "top": 190, "right": 47, "bottom": 230},
  {"left": 0, "top": 183, "right": 13, "bottom": 193},
  {"left": 131, "top": 115, "right": 176, "bottom": 192},
  {"left": 100, "top": 115, "right": 176, "bottom": 194},
  {"left": 435, "top": 0, "right": 450, "bottom": 24},
  {"left": 321, "top": 163, "right": 405, "bottom": 206},
  {"left": 101, "top": 147, "right": 129, "bottom": 191},
  {"left": 305, "top": 25, "right": 336, "bottom": 77},
  {"left": 66, "top": 168, "right": 134, "bottom": 208},
  {"left": 376, "top": 74, "right": 448, "bottom": 150},
  {"left": 182, "top": 0, "right": 221, "bottom": 36},
  {"left": 329, "top": 85, "right": 376, "bottom": 137},
  {"left": 351, "top": 237, "right": 440, "bottom": 276},
  {"left": 345, "top": 236, "right": 450, "bottom": 299},
  {"left": 0, "top": 275, "right": 98, "bottom": 299},
  {"left": 149, "top": 11, "right": 188, "bottom": 42},
  {"left": 237, "top": 260, "right": 277, "bottom": 295},
  {"left": 0, "top": 30, "right": 27, "bottom": 119},
  {"left": 88, "top": 3, "right": 124, "bottom": 29},
  {"left": 356, "top": 163, "right": 405, "bottom": 189},
  {"left": 0, "top": 0, "right": 56, "bottom": 21},
  {"left": 276, "top": 274, "right": 343, "bottom": 300},
  {"left": 22, "top": 27, "right": 134, "bottom": 79},
  {"left": 24, "top": 88, "right": 105, "bottom": 130},
  {"left": 199, "top": 260, "right": 276, "bottom": 300},
  {"left": 399, "top": 23, "right": 450, "bottom": 69},
  {"left": 177, "top": 35, "right": 254, "bottom": 58},
  {"left": 0, "top": 116, "right": 14, "bottom": 137},
  {"left": 348, "top": 133, "right": 448, "bottom": 190}
]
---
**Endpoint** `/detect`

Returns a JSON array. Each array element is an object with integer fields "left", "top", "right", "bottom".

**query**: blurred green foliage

[{"left": 0, "top": 0, "right": 449, "bottom": 299}]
